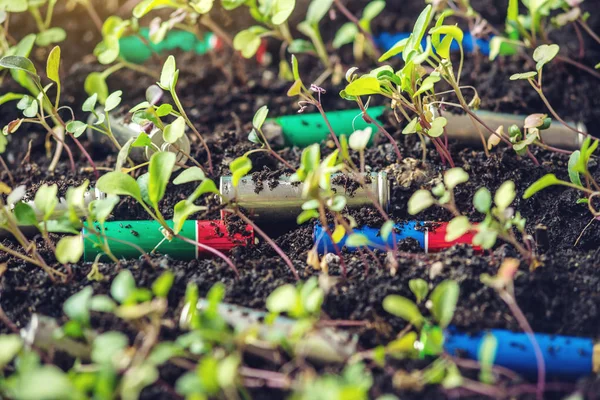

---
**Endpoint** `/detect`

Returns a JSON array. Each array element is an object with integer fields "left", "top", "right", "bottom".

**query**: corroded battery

[{"left": 219, "top": 172, "right": 389, "bottom": 220}]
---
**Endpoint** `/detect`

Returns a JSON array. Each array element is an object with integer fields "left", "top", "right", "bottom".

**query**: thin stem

[
  {"left": 0, "top": 156, "right": 14, "bottom": 186},
  {"left": 500, "top": 290, "right": 545, "bottom": 400},
  {"left": 83, "top": 1, "right": 103, "bottom": 34},
  {"left": 333, "top": 0, "right": 381, "bottom": 59},
  {"left": 555, "top": 54, "right": 600, "bottom": 80},
  {"left": 171, "top": 90, "right": 214, "bottom": 174},
  {"left": 314, "top": 102, "right": 342, "bottom": 150},
  {"left": 577, "top": 18, "right": 600, "bottom": 45},
  {"left": 235, "top": 210, "right": 299, "bottom": 280},
  {"left": 176, "top": 233, "right": 240, "bottom": 277},
  {"left": 200, "top": 14, "right": 233, "bottom": 47},
  {"left": 357, "top": 102, "right": 402, "bottom": 162}
]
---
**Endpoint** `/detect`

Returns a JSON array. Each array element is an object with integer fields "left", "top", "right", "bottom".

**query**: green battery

[
  {"left": 263, "top": 106, "right": 386, "bottom": 148},
  {"left": 119, "top": 28, "right": 219, "bottom": 64},
  {"left": 82, "top": 220, "right": 253, "bottom": 261}
]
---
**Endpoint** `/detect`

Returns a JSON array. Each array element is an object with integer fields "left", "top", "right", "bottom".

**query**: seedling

[
  {"left": 524, "top": 136, "right": 600, "bottom": 218},
  {"left": 0, "top": 48, "right": 98, "bottom": 176},
  {"left": 333, "top": 0, "right": 384, "bottom": 62},
  {"left": 408, "top": 168, "right": 538, "bottom": 267},
  {"left": 0, "top": 0, "right": 66, "bottom": 47}
]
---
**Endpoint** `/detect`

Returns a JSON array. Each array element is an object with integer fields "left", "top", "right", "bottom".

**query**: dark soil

[{"left": 2, "top": 0, "right": 600, "bottom": 399}]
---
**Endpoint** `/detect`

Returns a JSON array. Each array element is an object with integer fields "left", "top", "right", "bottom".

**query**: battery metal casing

[
  {"left": 220, "top": 172, "right": 390, "bottom": 221},
  {"left": 443, "top": 110, "right": 586, "bottom": 150}
]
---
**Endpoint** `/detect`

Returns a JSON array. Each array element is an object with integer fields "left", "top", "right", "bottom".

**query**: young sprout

[
  {"left": 333, "top": 0, "right": 384, "bottom": 62},
  {"left": 409, "top": 167, "right": 538, "bottom": 268}
]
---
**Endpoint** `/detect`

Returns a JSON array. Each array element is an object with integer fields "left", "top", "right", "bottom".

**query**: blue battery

[
  {"left": 375, "top": 32, "right": 491, "bottom": 56},
  {"left": 314, "top": 222, "right": 426, "bottom": 254},
  {"left": 444, "top": 327, "right": 595, "bottom": 380}
]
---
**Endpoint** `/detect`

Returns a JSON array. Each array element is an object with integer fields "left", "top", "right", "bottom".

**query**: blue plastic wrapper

[
  {"left": 314, "top": 221, "right": 426, "bottom": 254},
  {"left": 445, "top": 327, "right": 594, "bottom": 380}
]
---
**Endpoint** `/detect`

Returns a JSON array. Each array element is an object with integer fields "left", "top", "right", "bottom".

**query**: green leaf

[
  {"left": 174, "top": 167, "right": 205, "bottom": 185},
  {"left": 89, "top": 295, "right": 117, "bottom": 313},
  {"left": 148, "top": 152, "right": 176, "bottom": 209},
  {"left": 473, "top": 187, "right": 492, "bottom": 213},
  {"left": 533, "top": 44, "right": 559, "bottom": 71},
  {"left": 494, "top": 180, "right": 516, "bottom": 211},
  {"left": 66, "top": 120, "right": 87, "bottom": 138},
  {"left": 445, "top": 216, "right": 471, "bottom": 242},
  {"left": 568, "top": 150, "right": 583, "bottom": 186},
  {"left": 345, "top": 233, "right": 370, "bottom": 247},
  {"left": 190, "top": 0, "right": 214, "bottom": 14},
  {"left": 253, "top": 105, "right": 269, "bottom": 129},
  {"left": 152, "top": 271, "right": 174, "bottom": 298},
  {"left": 132, "top": 132, "right": 153, "bottom": 147},
  {"left": 523, "top": 174, "right": 561, "bottom": 199},
  {"left": 233, "top": 26, "right": 268, "bottom": 58},
  {"left": 404, "top": 5, "right": 432, "bottom": 60},
  {"left": 230, "top": 156, "right": 252, "bottom": 187},
  {"left": 34, "top": 183, "right": 58, "bottom": 221},
  {"left": 159, "top": 55, "right": 178, "bottom": 90},
  {"left": 380, "top": 220, "right": 395, "bottom": 241},
  {"left": 188, "top": 179, "right": 219, "bottom": 203},
  {"left": 163, "top": 116, "right": 186, "bottom": 144},
  {"left": 297, "top": 209, "right": 319, "bottom": 224},
  {"left": 82, "top": 93, "right": 98, "bottom": 112},
  {"left": 84, "top": 72, "right": 109, "bottom": 104},
  {"left": 409, "top": 278, "right": 429, "bottom": 303},
  {"left": 46, "top": 46, "right": 61, "bottom": 85},
  {"left": 63, "top": 286, "right": 93, "bottom": 325},
  {"left": 35, "top": 27, "right": 67, "bottom": 46},
  {"left": 383, "top": 295, "right": 424, "bottom": 328},
  {"left": 478, "top": 333, "right": 498, "bottom": 384},
  {"left": 344, "top": 76, "right": 381, "bottom": 96},
  {"left": 427, "top": 117, "right": 447, "bottom": 138},
  {"left": 266, "top": 284, "right": 297, "bottom": 314},
  {"left": 92, "top": 331, "right": 128, "bottom": 365},
  {"left": 408, "top": 189, "right": 434, "bottom": 215},
  {"left": 291, "top": 54, "right": 300, "bottom": 81},
  {"left": 0, "top": 92, "right": 23, "bottom": 106},
  {"left": 0, "top": 335, "right": 23, "bottom": 368},
  {"left": 378, "top": 38, "right": 408, "bottom": 62},
  {"left": 1, "top": 0, "right": 28, "bottom": 12},
  {"left": 362, "top": 0, "right": 386, "bottom": 22},
  {"left": 133, "top": 0, "right": 181, "bottom": 18},
  {"left": 429, "top": 280, "right": 459, "bottom": 328},
  {"left": 413, "top": 74, "right": 441, "bottom": 97},
  {"left": 305, "top": 0, "right": 333, "bottom": 24},
  {"left": 429, "top": 25, "right": 463, "bottom": 59},
  {"left": 104, "top": 90, "right": 122, "bottom": 113},
  {"left": 0, "top": 55, "right": 39, "bottom": 80},
  {"left": 56, "top": 235, "right": 83, "bottom": 263},
  {"left": 444, "top": 167, "right": 469, "bottom": 190},
  {"left": 333, "top": 22, "right": 358, "bottom": 49},
  {"left": 271, "top": 0, "right": 295, "bottom": 25},
  {"left": 111, "top": 270, "right": 136, "bottom": 304},
  {"left": 173, "top": 200, "right": 205, "bottom": 234},
  {"left": 510, "top": 71, "right": 537, "bottom": 80},
  {"left": 14, "top": 203, "right": 38, "bottom": 227},
  {"left": 97, "top": 171, "right": 143, "bottom": 203},
  {"left": 13, "top": 366, "right": 74, "bottom": 400},
  {"left": 89, "top": 195, "right": 120, "bottom": 225},
  {"left": 156, "top": 104, "right": 173, "bottom": 117}
]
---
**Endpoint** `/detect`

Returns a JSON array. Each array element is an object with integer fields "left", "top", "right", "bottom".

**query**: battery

[
  {"left": 314, "top": 221, "right": 480, "bottom": 254},
  {"left": 443, "top": 110, "right": 586, "bottom": 150},
  {"left": 86, "top": 112, "right": 191, "bottom": 169},
  {"left": 262, "top": 106, "right": 385, "bottom": 148},
  {"left": 219, "top": 172, "right": 390, "bottom": 221},
  {"left": 82, "top": 220, "right": 253, "bottom": 261}
]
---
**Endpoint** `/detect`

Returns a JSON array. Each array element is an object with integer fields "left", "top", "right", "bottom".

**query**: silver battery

[
  {"left": 219, "top": 172, "right": 389, "bottom": 220},
  {"left": 87, "top": 112, "right": 191, "bottom": 169},
  {"left": 443, "top": 110, "right": 586, "bottom": 150}
]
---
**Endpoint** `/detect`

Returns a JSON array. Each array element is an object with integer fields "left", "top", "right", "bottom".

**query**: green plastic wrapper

[
  {"left": 119, "top": 29, "right": 217, "bottom": 64},
  {"left": 83, "top": 220, "right": 196, "bottom": 261},
  {"left": 270, "top": 106, "right": 386, "bottom": 148}
]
